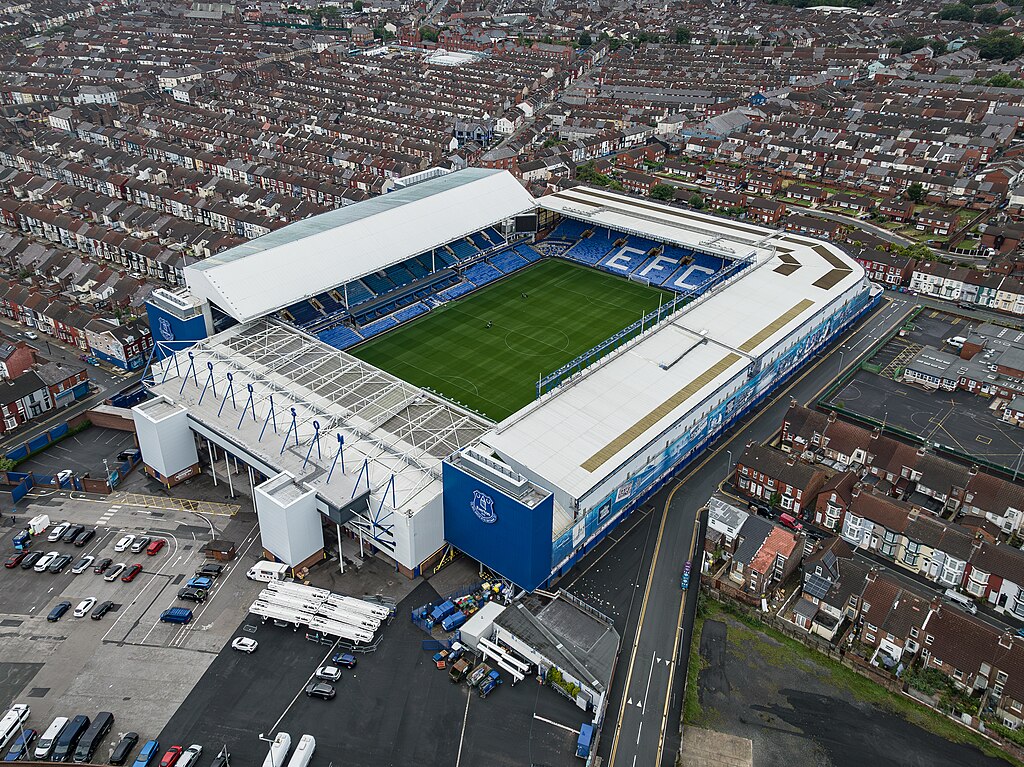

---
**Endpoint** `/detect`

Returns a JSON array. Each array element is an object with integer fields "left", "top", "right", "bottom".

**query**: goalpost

[{"left": 628, "top": 273, "right": 652, "bottom": 287}]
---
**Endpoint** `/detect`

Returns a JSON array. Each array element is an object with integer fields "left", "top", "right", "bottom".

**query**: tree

[
  {"left": 649, "top": 184, "right": 675, "bottom": 201},
  {"left": 609, "top": 37, "right": 622, "bottom": 51},
  {"left": 906, "top": 182, "right": 925, "bottom": 203},
  {"left": 675, "top": 27, "right": 692, "bottom": 44},
  {"left": 975, "top": 6, "right": 1011, "bottom": 24},
  {"left": 578, "top": 31, "right": 592, "bottom": 47},
  {"left": 976, "top": 31, "right": 1024, "bottom": 61},
  {"left": 938, "top": 3, "right": 974, "bottom": 21},
  {"left": 372, "top": 25, "right": 394, "bottom": 40},
  {"left": 688, "top": 193, "right": 705, "bottom": 209},
  {"left": 352, "top": 0, "right": 362, "bottom": 9},
  {"left": 420, "top": 26, "right": 439, "bottom": 42}
]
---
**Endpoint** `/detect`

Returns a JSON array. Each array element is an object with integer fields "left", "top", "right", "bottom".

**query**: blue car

[
  {"left": 4, "top": 729, "right": 36, "bottom": 761},
  {"left": 132, "top": 740, "right": 160, "bottom": 767},
  {"left": 187, "top": 576, "right": 213, "bottom": 590},
  {"left": 331, "top": 652, "right": 357, "bottom": 669},
  {"left": 47, "top": 601, "right": 72, "bottom": 622}
]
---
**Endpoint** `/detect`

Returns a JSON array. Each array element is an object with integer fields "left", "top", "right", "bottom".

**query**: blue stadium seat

[
  {"left": 405, "top": 258, "right": 429, "bottom": 279},
  {"left": 317, "top": 326, "right": 363, "bottom": 350},
  {"left": 394, "top": 302, "right": 428, "bottom": 323},
  {"left": 449, "top": 239, "right": 478, "bottom": 261},
  {"left": 484, "top": 227, "right": 506, "bottom": 246},
  {"left": 565, "top": 227, "right": 617, "bottom": 265},
  {"left": 463, "top": 262, "right": 502, "bottom": 287},
  {"left": 386, "top": 264, "right": 416, "bottom": 286},
  {"left": 285, "top": 300, "right": 320, "bottom": 326},
  {"left": 343, "top": 280, "right": 375, "bottom": 306},
  {"left": 598, "top": 244, "right": 651, "bottom": 276},
  {"left": 363, "top": 272, "right": 395, "bottom": 294},
  {"left": 551, "top": 219, "right": 589, "bottom": 241},
  {"left": 438, "top": 282, "right": 475, "bottom": 301},
  {"left": 513, "top": 243, "right": 542, "bottom": 263},
  {"left": 489, "top": 250, "right": 528, "bottom": 274},
  {"left": 469, "top": 232, "right": 490, "bottom": 251},
  {"left": 316, "top": 292, "right": 343, "bottom": 315}
]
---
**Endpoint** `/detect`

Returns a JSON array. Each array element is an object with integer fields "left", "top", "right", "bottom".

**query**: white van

[
  {"left": 261, "top": 732, "right": 291, "bottom": 767},
  {"left": 35, "top": 716, "right": 69, "bottom": 760},
  {"left": 944, "top": 588, "right": 978, "bottom": 615},
  {"left": 285, "top": 735, "right": 315, "bottom": 767},
  {"left": 0, "top": 704, "right": 30, "bottom": 751},
  {"left": 947, "top": 336, "right": 967, "bottom": 349},
  {"left": 247, "top": 561, "right": 288, "bottom": 583}
]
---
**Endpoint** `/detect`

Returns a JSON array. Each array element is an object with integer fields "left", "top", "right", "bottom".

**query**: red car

[
  {"left": 121, "top": 563, "right": 143, "bottom": 583},
  {"left": 159, "top": 746, "right": 182, "bottom": 767},
  {"left": 146, "top": 539, "right": 166, "bottom": 556},
  {"left": 4, "top": 552, "right": 26, "bottom": 568}
]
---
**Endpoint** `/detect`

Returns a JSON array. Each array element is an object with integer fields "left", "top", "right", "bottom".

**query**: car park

[
  {"left": 4, "top": 728, "right": 37, "bottom": 761},
  {"left": 122, "top": 564, "right": 143, "bottom": 583},
  {"left": 70, "top": 555, "right": 94, "bottom": 574},
  {"left": 48, "top": 554, "right": 73, "bottom": 573},
  {"left": 194, "top": 563, "right": 222, "bottom": 578},
  {"left": 331, "top": 652, "right": 357, "bottom": 669},
  {"left": 158, "top": 745, "right": 182, "bottom": 767},
  {"left": 146, "top": 539, "right": 166, "bottom": 556},
  {"left": 73, "top": 598, "right": 96, "bottom": 618},
  {"left": 73, "top": 529, "right": 96, "bottom": 547},
  {"left": 315, "top": 666, "right": 342, "bottom": 682},
  {"left": 230, "top": 637, "right": 258, "bottom": 653},
  {"left": 19, "top": 551, "right": 43, "bottom": 570},
  {"left": 177, "top": 744, "right": 202, "bottom": 767},
  {"left": 104, "top": 564, "right": 126, "bottom": 582},
  {"left": 47, "top": 601, "right": 72, "bottom": 622},
  {"left": 176, "top": 587, "right": 207, "bottom": 602},
  {"left": 34, "top": 551, "right": 59, "bottom": 572},
  {"left": 304, "top": 682, "right": 336, "bottom": 700},
  {"left": 91, "top": 601, "right": 114, "bottom": 620},
  {"left": 131, "top": 740, "right": 159, "bottom": 767},
  {"left": 47, "top": 523, "right": 70, "bottom": 542},
  {"left": 109, "top": 732, "right": 139, "bottom": 766},
  {"left": 129, "top": 537, "right": 151, "bottom": 554},
  {"left": 93, "top": 557, "right": 112, "bottom": 574},
  {"left": 61, "top": 524, "right": 85, "bottom": 543},
  {"left": 114, "top": 535, "right": 135, "bottom": 552},
  {"left": 4, "top": 552, "right": 25, "bottom": 569}
]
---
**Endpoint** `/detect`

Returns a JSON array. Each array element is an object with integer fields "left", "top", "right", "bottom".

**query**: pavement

[{"left": 554, "top": 293, "right": 917, "bottom": 767}]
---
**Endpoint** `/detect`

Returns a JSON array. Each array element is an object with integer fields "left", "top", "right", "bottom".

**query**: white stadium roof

[
  {"left": 483, "top": 185, "right": 867, "bottom": 502},
  {"left": 184, "top": 169, "right": 536, "bottom": 323}
]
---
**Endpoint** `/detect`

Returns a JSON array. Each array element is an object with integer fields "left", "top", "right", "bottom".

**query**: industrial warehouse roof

[
  {"left": 482, "top": 189, "right": 866, "bottom": 503},
  {"left": 184, "top": 169, "right": 536, "bottom": 322}
]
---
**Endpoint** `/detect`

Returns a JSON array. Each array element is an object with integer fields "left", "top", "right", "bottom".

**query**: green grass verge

[
  {"left": 702, "top": 599, "right": 1023, "bottom": 765},
  {"left": 683, "top": 605, "right": 709, "bottom": 725},
  {"left": 351, "top": 260, "right": 669, "bottom": 420}
]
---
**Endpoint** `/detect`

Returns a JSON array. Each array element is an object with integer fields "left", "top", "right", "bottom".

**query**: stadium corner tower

[{"left": 136, "top": 168, "right": 877, "bottom": 590}]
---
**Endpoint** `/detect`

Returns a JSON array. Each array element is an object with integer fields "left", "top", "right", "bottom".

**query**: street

[{"left": 564, "top": 294, "right": 915, "bottom": 767}]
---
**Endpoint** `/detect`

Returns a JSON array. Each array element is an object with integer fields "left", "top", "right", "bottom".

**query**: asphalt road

[{"left": 566, "top": 293, "right": 917, "bottom": 767}]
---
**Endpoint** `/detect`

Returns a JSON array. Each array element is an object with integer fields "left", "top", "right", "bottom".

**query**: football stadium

[{"left": 136, "top": 168, "right": 878, "bottom": 593}]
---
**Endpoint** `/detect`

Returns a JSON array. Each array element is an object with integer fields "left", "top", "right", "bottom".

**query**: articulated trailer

[
  {"left": 324, "top": 593, "right": 391, "bottom": 620},
  {"left": 249, "top": 601, "right": 314, "bottom": 627},
  {"left": 265, "top": 580, "right": 330, "bottom": 602},
  {"left": 316, "top": 602, "right": 381, "bottom": 631},
  {"left": 306, "top": 616, "right": 374, "bottom": 644}
]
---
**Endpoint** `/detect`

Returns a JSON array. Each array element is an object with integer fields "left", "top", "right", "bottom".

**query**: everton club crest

[{"left": 471, "top": 490, "right": 497, "bottom": 524}]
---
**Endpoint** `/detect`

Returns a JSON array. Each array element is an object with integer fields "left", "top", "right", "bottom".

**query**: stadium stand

[
  {"left": 450, "top": 239, "right": 478, "bottom": 261},
  {"left": 344, "top": 280, "right": 376, "bottom": 306},
  {"left": 550, "top": 219, "right": 589, "bottom": 241},
  {"left": 363, "top": 272, "right": 396, "bottom": 294},
  {"left": 437, "top": 251, "right": 458, "bottom": 268},
  {"left": 438, "top": 282, "right": 475, "bottom": 301},
  {"left": 317, "top": 325, "right": 363, "bottom": 349},
  {"left": 513, "top": 243, "right": 542, "bottom": 263},
  {"left": 360, "top": 315, "right": 398, "bottom": 339},
  {"left": 484, "top": 227, "right": 506, "bottom": 247},
  {"left": 489, "top": 250, "right": 528, "bottom": 274},
  {"left": 598, "top": 244, "right": 651, "bottom": 274},
  {"left": 394, "top": 302, "right": 429, "bottom": 323},
  {"left": 563, "top": 227, "right": 617, "bottom": 265},
  {"left": 386, "top": 263, "right": 416, "bottom": 287},
  {"left": 406, "top": 258, "right": 429, "bottom": 279},
  {"left": 469, "top": 232, "right": 491, "bottom": 251},
  {"left": 316, "top": 291, "right": 343, "bottom": 315},
  {"left": 464, "top": 262, "right": 502, "bottom": 287},
  {"left": 284, "top": 300, "right": 321, "bottom": 326}
]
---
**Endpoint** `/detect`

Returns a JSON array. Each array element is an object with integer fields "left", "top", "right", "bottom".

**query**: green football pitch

[{"left": 351, "top": 259, "right": 669, "bottom": 421}]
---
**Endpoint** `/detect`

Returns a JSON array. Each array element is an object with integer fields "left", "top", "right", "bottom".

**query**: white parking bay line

[{"left": 533, "top": 714, "right": 578, "bottom": 735}]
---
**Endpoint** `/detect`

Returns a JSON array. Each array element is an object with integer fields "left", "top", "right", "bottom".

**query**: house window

[
  {"left": 998, "top": 671, "right": 1009, "bottom": 684},
  {"left": 910, "top": 627, "right": 919, "bottom": 639},
  {"left": 780, "top": 496, "right": 794, "bottom": 511},
  {"left": 865, "top": 632, "right": 875, "bottom": 642},
  {"left": 934, "top": 658, "right": 943, "bottom": 667},
  {"left": 954, "top": 669, "right": 964, "bottom": 680},
  {"left": 925, "top": 634, "right": 934, "bottom": 646}
]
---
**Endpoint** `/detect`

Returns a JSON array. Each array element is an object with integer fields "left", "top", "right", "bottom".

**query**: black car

[
  {"left": 91, "top": 600, "right": 114, "bottom": 620},
  {"left": 208, "top": 747, "right": 230, "bottom": 767},
  {"left": 74, "top": 528, "right": 96, "bottom": 547},
  {"left": 304, "top": 681, "right": 336, "bottom": 700},
  {"left": 61, "top": 524, "right": 85, "bottom": 543},
  {"left": 93, "top": 557, "right": 113, "bottom": 574},
  {"left": 20, "top": 551, "right": 44, "bottom": 570},
  {"left": 177, "top": 586, "right": 207, "bottom": 602},
  {"left": 109, "top": 732, "right": 139, "bottom": 766},
  {"left": 194, "top": 564, "right": 223, "bottom": 578},
  {"left": 47, "top": 601, "right": 72, "bottom": 622},
  {"left": 117, "top": 449, "right": 140, "bottom": 462},
  {"left": 48, "top": 554, "right": 73, "bottom": 573}
]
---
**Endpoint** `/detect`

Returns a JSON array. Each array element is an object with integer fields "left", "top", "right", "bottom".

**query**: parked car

[
  {"left": 91, "top": 600, "right": 114, "bottom": 620},
  {"left": 230, "top": 637, "right": 257, "bottom": 653},
  {"left": 47, "top": 601, "right": 72, "bottom": 622},
  {"left": 176, "top": 587, "right": 207, "bottom": 603},
  {"left": 129, "top": 537, "right": 151, "bottom": 554},
  {"left": 194, "top": 564, "right": 222, "bottom": 578},
  {"left": 113, "top": 535, "right": 135, "bottom": 552},
  {"left": 71, "top": 555, "right": 94, "bottom": 574},
  {"left": 34, "top": 551, "right": 59, "bottom": 572},
  {"left": 46, "top": 522, "right": 70, "bottom": 542},
  {"left": 146, "top": 539, "right": 166, "bottom": 556},
  {"left": 117, "top": 449, "right": 140, "bottom": 462},
  {"left": 93, "top": 557, "right": 113, "bottom": 574},
  {"left": 304, "top": 682, "right": 336, "bottom": 700},
  {"left": 315, "top": 666, "right": 342, "bottom": 682},
  {"left": 4, "top": 552, "right": 26, "bottom": 569},
  {"left": 73, "top": 529, "right": 96, "bottom": 547},
  {"left": 20, "top": 551, "right": 43, "bottom": 570},
  {"left": 121, "top": 564, "right": 143, "bottom": 583},
  {"left": 207, "top": 748, "right": 228, "bottom": 767},
  {"left": 60, "top": 524, "right": 85, "bottom": 543},
  {"left": 131, "top": 740, "right": 159, "bottom": 767},
  {"left": 47, "top": 554, "right": 73, "bottom": 573},
  {"left": 158, "top": 746, "right": 182, "bottom": 767},
  {"left": 24, "top": 331, "right": 37, "bottom": 340},
  {"left": 104, "top": 564, "right": 126, "bottom": 582},
  {"left": 109, "top": 732, "right": 139, "bottom": 766},
  {"left": 331, "top": 652, "right": 357, "bottom": 669},
  {"left": 3, "top": 728, "right": 37, "bottom": 761},
  {"left": 73, "top": 598, "right": 96, "bottom": 618},
  {"left": 177, "top": 745, "right": 202, "bottom": 767},
  {"left": 187, "top": 576, "right": 213, "bottom": 590}
]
